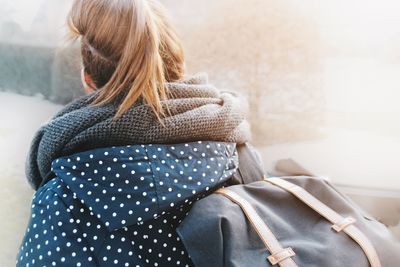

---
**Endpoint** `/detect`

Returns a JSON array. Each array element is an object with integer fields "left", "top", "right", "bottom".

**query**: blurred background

[{"left": 1, "top": 0, "right": 399, "bottom": 265}]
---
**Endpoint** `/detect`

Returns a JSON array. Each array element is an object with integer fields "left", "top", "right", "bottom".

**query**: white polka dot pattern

[{"left": 16, "top": 141, "right": 238, "bottom": 266}]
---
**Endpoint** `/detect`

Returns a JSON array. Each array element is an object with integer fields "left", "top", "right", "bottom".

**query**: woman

[{"left": 16, "top": 0, "right": 262, "bottom": 266}]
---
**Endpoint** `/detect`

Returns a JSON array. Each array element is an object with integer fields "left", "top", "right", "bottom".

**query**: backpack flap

[{"left": 177, "top": 176, "right": 400, "bottom": 267}]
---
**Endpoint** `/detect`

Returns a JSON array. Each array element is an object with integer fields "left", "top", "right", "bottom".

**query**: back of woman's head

[{"left": 68, "top": 0, "right": 185, "bottom": 120}]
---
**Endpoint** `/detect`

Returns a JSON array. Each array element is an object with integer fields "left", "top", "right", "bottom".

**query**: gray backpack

[{"left": 177, "top": 144, "right": 400, "bottom": 267}]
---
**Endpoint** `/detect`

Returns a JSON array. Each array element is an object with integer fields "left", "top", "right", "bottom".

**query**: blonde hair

[{"left": 68, "top": 0, "right": 185, "bottom": 121}]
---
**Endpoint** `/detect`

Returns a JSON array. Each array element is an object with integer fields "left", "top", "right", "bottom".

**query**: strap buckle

[
  {"left": 267, "top": 247, "right": 296, "bottom": 265},
  {"left": 332, "top": 217, "right": 356, "bottom": 232}
]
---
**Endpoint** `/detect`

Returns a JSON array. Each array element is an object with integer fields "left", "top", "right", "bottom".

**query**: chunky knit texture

[{"left": 26, "top": 74, "right": 251, "bottom": 190}]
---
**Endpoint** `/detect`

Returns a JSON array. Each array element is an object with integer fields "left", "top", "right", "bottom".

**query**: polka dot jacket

[{"left": 16, "top": 141, "right": 238, "bottom": 267}]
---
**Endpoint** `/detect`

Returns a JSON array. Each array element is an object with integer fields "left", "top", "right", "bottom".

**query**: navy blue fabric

[{"left": 17, "top": 141, "right": 238, "bottom": 267}]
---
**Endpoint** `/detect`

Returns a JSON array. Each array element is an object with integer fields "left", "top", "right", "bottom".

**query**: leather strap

[
  {"left": 216, "top": 188, "right": 298, "bottom": 267},
  {"left": 265, "top": 177, "right": 382, "bottom": 267}
]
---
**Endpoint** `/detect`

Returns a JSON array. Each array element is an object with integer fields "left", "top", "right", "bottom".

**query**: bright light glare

[{"left": 307, "top": 0, "right": 400, "bottom": 113}]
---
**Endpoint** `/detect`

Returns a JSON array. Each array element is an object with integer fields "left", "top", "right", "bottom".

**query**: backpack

[{"left": 176, "top": 145, "right": 400, "bottom": 267}]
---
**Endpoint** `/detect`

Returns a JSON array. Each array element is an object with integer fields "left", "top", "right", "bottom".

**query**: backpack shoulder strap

[{"left": 231, "top": 142, "right": 266, "bottom": 185}]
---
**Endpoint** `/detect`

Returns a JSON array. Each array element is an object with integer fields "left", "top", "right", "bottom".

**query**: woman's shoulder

[
  {"left": 18, "top": 176, "right": 101, "bottom": 267},
  {"left": 33, "top": 177, "right": 67, "bottom": 204}
]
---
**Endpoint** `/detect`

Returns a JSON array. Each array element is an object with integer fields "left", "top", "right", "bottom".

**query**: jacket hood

[{"left": 51, "top": 141, "right": 238, "bottom": 231}]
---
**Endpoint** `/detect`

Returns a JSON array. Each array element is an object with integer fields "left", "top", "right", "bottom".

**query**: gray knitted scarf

[{"left": 26, "top": 74, "right": 251, "bottom": 190}]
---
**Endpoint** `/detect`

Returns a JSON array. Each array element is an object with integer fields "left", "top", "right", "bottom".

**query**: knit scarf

[{"left": 26, "top": 74, "right": 252, "bottom": 190}]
